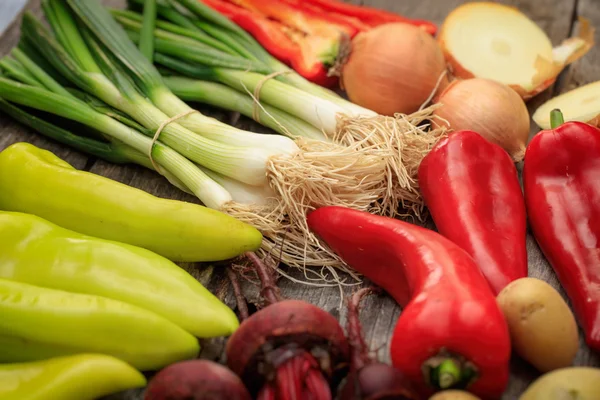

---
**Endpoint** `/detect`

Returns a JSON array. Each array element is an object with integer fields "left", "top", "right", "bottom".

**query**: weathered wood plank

[
  {"left": 0, "top": 1, "right": 27, "bottom": 37},
  {"left": 557, "top": 0, "right": 600, "bottom": 93}
]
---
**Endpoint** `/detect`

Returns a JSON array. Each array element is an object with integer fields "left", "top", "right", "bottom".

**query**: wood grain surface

[{"left": 0, "top": 1, "right": 598, "bottom": 399}]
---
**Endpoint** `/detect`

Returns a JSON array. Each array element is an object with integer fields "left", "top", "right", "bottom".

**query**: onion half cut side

[
  {"left": 438, "top": 2, "right": 595, "bottom": 100},
  {"left": 533, "top": 80, "right": 600, "bottom": 129}
]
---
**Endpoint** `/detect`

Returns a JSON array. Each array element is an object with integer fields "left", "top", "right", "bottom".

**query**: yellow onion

[
  {"left": 433, "top": 78, "right": 530, "bottom": 162},
  {"left": 533, "top": 80, "right": 600, "bottom": 129},
  {"left": 438, "top": 2, "right": 594, "bottom": 100},
  {"left": 341, "top": 23, "right": 449, "bottom": 116}
]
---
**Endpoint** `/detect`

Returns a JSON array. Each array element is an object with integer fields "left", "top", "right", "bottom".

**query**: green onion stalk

[
  {"left": 112, "top": 2, "right": 446, "bottom": 219},
  {"left": 0, "top": 0, "right": 399, "bottom": 273}
]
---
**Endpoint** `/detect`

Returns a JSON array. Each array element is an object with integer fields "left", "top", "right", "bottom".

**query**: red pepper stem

[
  {"left": 435, "top": 359, "right": 461, "bottom": 389},
  {"left": 245, "top": 251, "right": 283, "bottom": 305},
  {"left": 550, "top": 109, "right": 565, "bottom": 129},
  {"left": 423, "top": 354, "right": 478, "bottom": 390}
]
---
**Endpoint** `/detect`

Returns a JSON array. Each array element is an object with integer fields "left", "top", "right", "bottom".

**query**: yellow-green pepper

[
  {"left": 0, "top": 211, "right": 238, "bottom": 337},
  {"left": 0, "top": 354, "right": 146, "bottom": 400},
  {"left": 0, "top": 278, "right": 199, "bottom": 371},
  {"left": 0, "top": 142, "right": 262, "bottom": 262}
]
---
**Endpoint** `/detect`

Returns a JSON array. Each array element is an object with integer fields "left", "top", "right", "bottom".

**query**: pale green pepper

[
  {"left": 0, "top": 354, "right": 146, "bottom": 400},
  {"left": 0, "top": 211, "right": 238, "bottom": 337},
  {"left": 0, "top": 142, "right": 262, "bottom": 262},
  {"left": 0, "top": 279, "right": 199, "bottom": 371}
]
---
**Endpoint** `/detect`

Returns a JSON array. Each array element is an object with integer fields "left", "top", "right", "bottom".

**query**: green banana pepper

[
  {"left": 0, "top": 278, "right": 199, "bottom": 371},
  {"left": 0, "top": 142, "right": 262, "bottom": 262},
  {"left": 0, "top": 211, "right": 238, "bottom": 337},
  {"left": 0, "top": 354, "right": 146, "bottom": 400}
]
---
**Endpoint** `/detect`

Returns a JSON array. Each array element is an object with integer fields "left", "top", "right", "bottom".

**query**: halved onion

[
  {"left": 438, "top": 2, "right": 594, "bottom": 100},
  {"left": 533, "top": 80, "right": 600, "bottom": 129}
]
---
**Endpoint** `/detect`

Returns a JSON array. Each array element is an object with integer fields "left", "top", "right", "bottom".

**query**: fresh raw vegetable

[
  {"left": 523, "top": 109, "right": 600, "bottom": 351},
  {"left": 144, "top": 360, "right": 251, "bottom": 400},
  {"left": 533, "top": 80, "right": 600, "bottom": 129},
  {"left": 199, "top": 0, "right": 436, "bottom": 86},
  {"left": 0, "top": 142, "right": 262, "bottom": 262},
  {"left": 0, "top": 278, "right": 199, "bottom": 370},
  {"left": 159, "top": 75, "right": 328, "bottom": 141},
  {"left": 497, "top": 278, "right": 578, "bottom": 372},
  {"left": 0, "top": 354, "right": 146, "bottom": 400},
  {"left": 308, "top": 207, "right": 511, "bottom": 398},
  {"left": 432, "top": 79, "right": 530, "bottom": 162},
  {"left": 418, "top": 130, "right": 527, "bottom": 294},
  {"left": 428, "top": 391, "right": 481, "bottom": 400},
  {"left": 519, "top": 367, "right": 600, "bottom": 400},
  {"left": 225, "top": 254, "right": 350, "bottom": 399},
  {"left": 0, "top": 211, "right": 238, "bottom": 338},
  {"left": 341, "top": 23, "right": 449, "bottom": 116},
  {"left": 296, "top": 0, "right": 436, "bottom": 33},
  {"left": 338, "top": 287, "right": 419, "bottom": 400},
  {"left": 139, "top": 0, "right": 158, "bottom": 61},
  {"left": 438, "top": 2, "right": 594, "bottom": 100}
]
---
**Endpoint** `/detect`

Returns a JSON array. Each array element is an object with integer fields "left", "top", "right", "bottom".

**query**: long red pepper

[
  {"left": 308, "top": 207, "right": 511, "bottom": 399},
  {"left": 523, "top": 109, "right": 600, "bottom": 351},
  {"left": 418, "top": 130, "right": 528, "bottom": 295},
  {"left": 201, "top": 0, "right": 352, "bottom": 86},
  {"left": 295, "top": 0, "right": 437, "bottom": 34},
  {"left": 200, "top": 0, "right": 436, "bottom": 86}
]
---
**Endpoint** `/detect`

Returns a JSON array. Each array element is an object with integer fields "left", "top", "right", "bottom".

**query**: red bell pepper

[
  {"left": 418, "top": 130, "right": 528, "bottom": 295},
  {"left": 199, "top": 0, "right": 436, "bottom": 87},
  {"left": 307, "top": 207, "right": 511, "bottom": 399},
  {"left": 523, "top": 109, "right": 600, "bottom": 351}
]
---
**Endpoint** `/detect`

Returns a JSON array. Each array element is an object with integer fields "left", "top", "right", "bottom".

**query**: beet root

[
  {"left": 144, "top": 359, "right": 251, "bottom": 400},
  {"left": 339, "top": 362, "right": 420, "bottom": 400},
  {"left": 225, "top": 299, "right": 350, "bottom": 398},
  {"left": 338, "top": 288, "right": 419, "bottom": 400}
]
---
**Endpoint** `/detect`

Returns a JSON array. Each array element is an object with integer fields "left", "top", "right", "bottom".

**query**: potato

[
  {"left": 429, "top": 390, "right": 481, "bottom": 399},
  {"left": 497, "top": 277, "right": 578, "bottom": 372},
  {"left": 520, "top": 367, "right": 600, "bottom": 400}
]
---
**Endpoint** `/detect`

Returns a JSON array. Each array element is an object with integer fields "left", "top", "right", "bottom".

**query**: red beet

[
  {"left": 144, "top": 359, "right": 251, "bottom": 400},
  {"left": 338, "top": 288, "right": 418, "bottom": 400},
  {"left": 226, "top": 252, "right": 350, "bottom": 399}
]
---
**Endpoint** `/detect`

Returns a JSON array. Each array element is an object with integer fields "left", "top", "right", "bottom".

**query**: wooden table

[{"left": 1, "top": 1, "right": 598, "bottom": 399}]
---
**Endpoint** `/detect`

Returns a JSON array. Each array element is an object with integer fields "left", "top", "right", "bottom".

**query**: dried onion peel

[
  {"left": 438, "top": 2, "right": 594, "bottom": 100},
  {"left": 533, "top": 80, "right": 600, "bottom": 129},
  {"left": 433, "top": 78, "right": 530, "bottom": 162}
]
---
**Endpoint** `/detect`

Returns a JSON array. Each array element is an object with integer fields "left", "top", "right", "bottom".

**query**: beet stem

[
  {"left": 227, "top": 268, "right": 250, "bottom": 321},
  {"left": 245, "top": 251, "right": 283, "bottom": 305},
  {"left": 347, "top": 287, "right": 380, "bottom": 371}
]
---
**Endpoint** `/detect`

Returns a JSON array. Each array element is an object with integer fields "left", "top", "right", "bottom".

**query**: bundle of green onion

[
  {"left": 0, "top": 0, "right": 444, "bottom": 273},
  {"left": 112, "top": 0, "right": 445, "bottom": 216}
]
